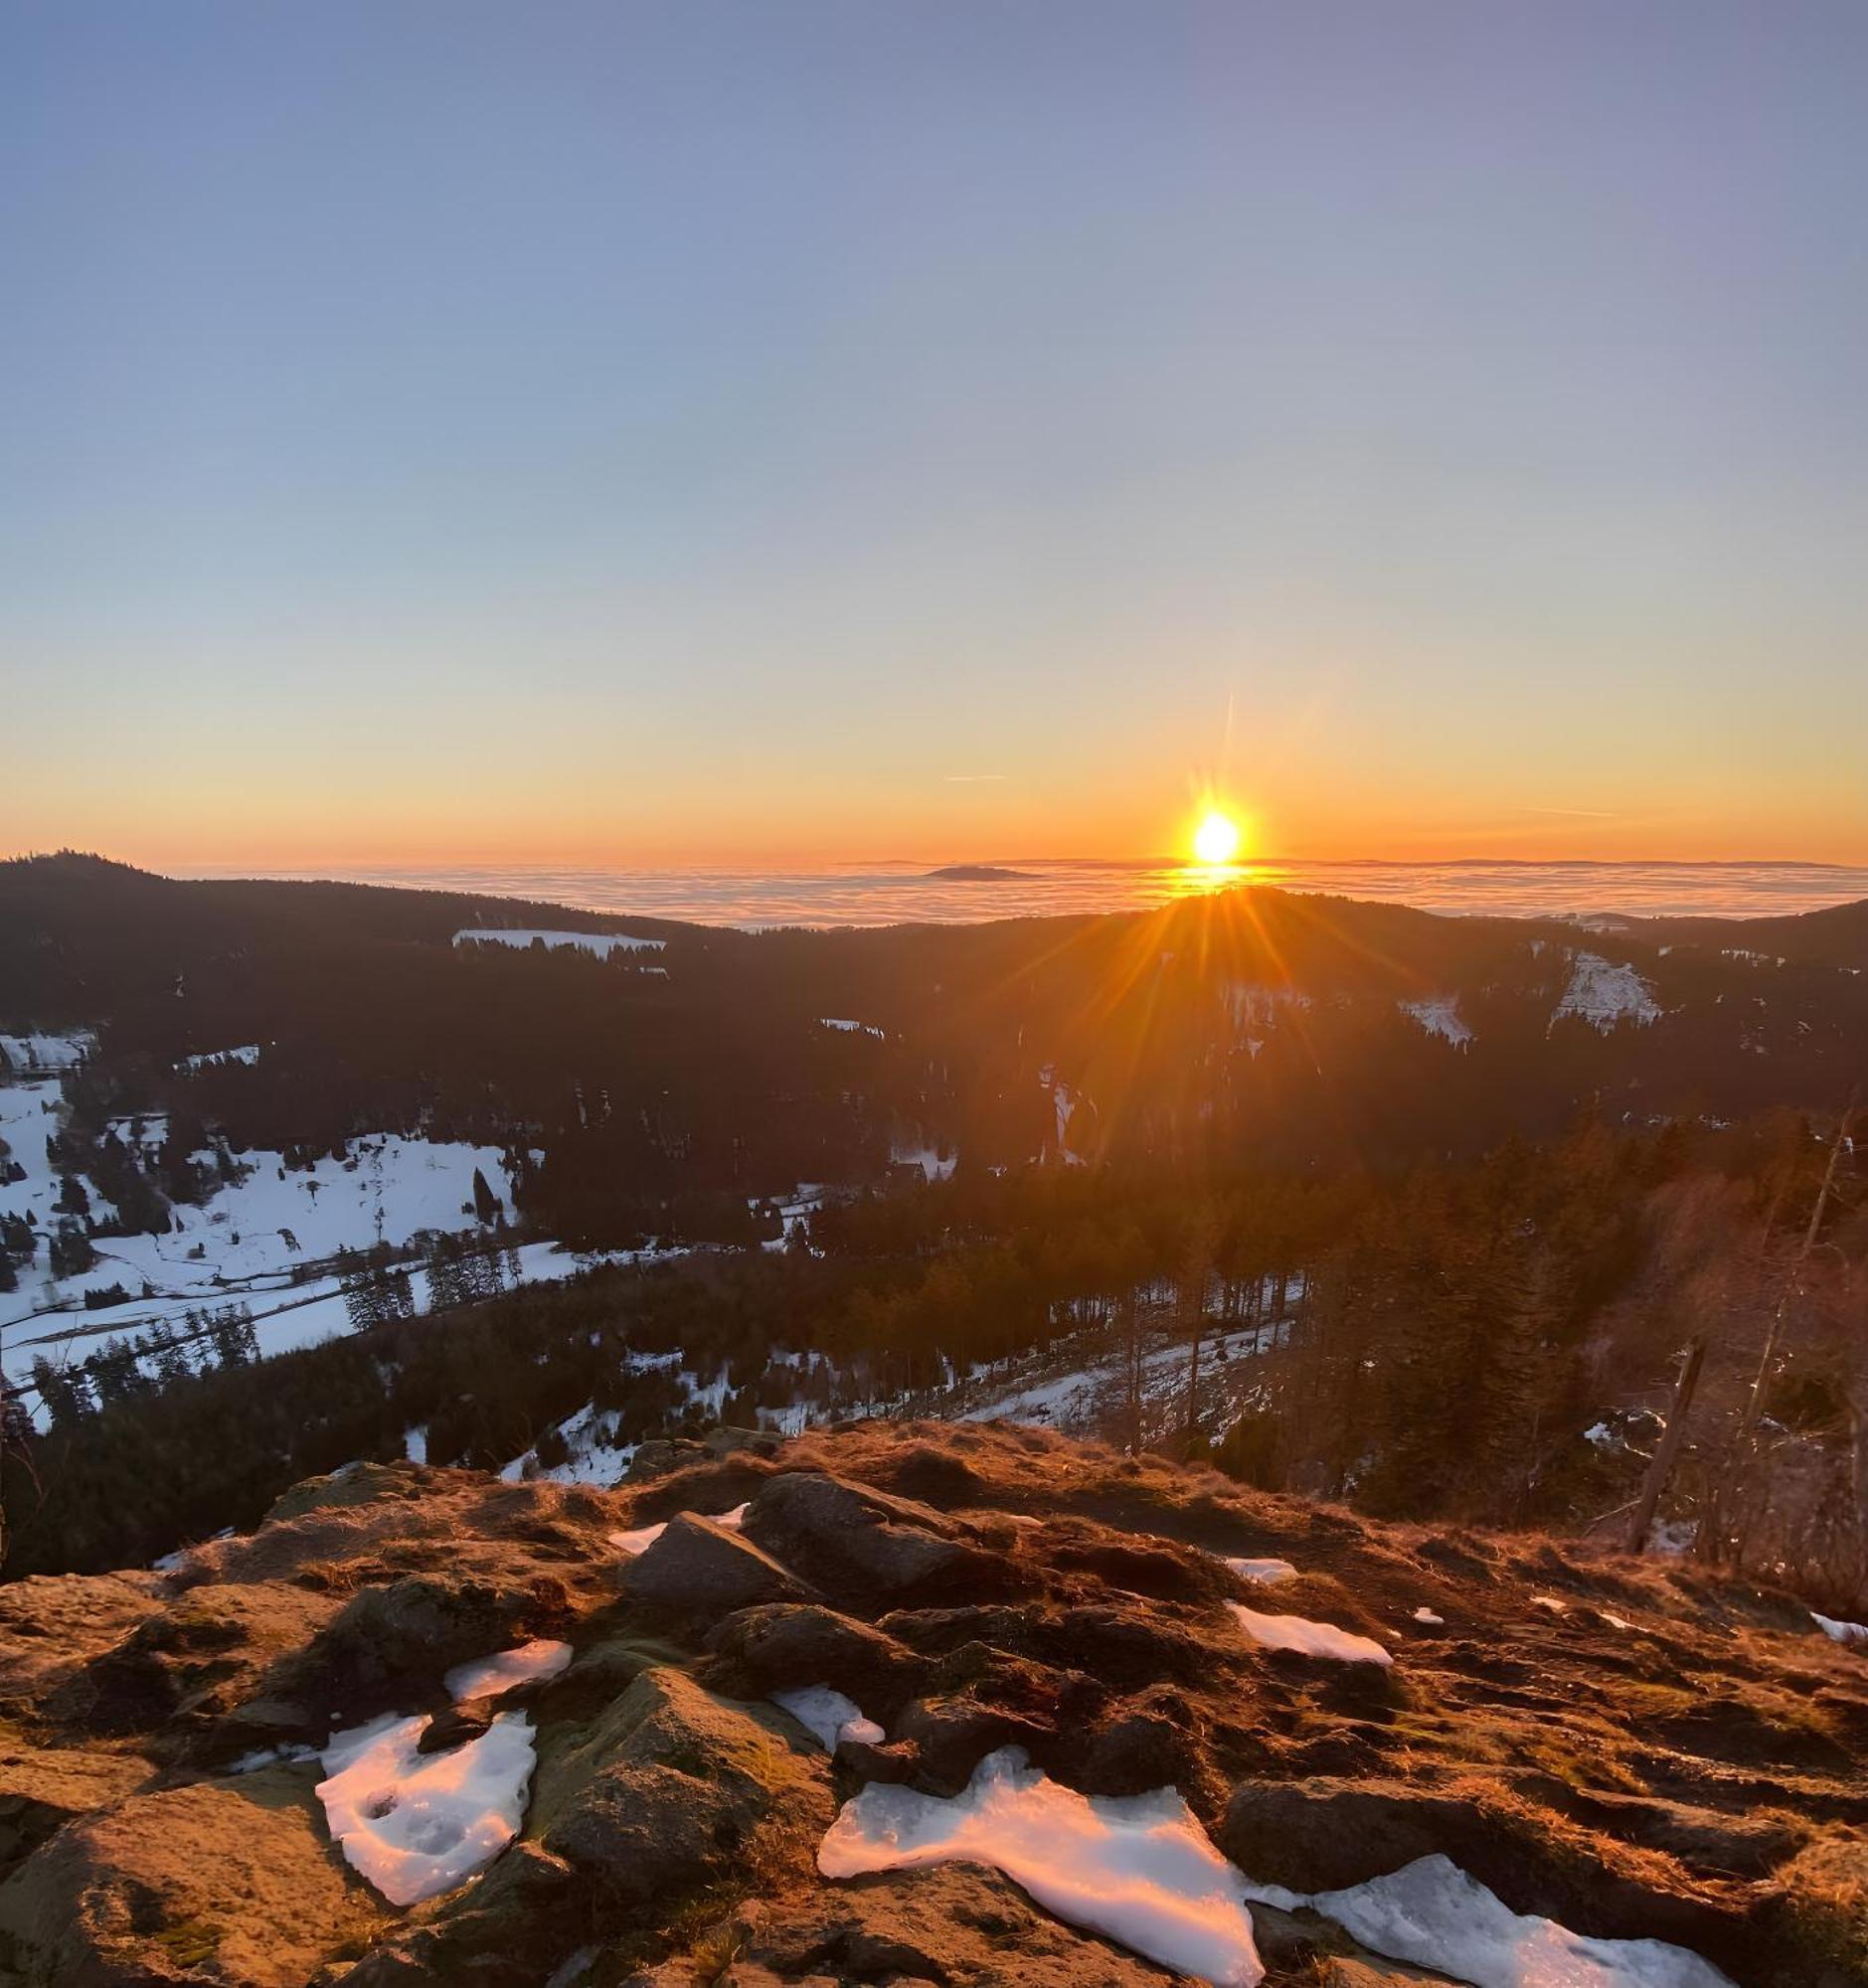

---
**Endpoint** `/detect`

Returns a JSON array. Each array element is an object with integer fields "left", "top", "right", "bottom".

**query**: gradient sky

[{"left": 3, "top": 2, "right": 1865, "bottom": 868}]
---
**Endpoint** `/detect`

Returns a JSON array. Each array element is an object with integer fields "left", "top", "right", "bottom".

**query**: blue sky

[{"left": 3, "top": 2, "right": 1864, "bottom": 864}]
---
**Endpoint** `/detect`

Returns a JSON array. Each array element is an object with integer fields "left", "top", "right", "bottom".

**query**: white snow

[
  {"left": 1812, "top": 1611, "right": 1868, "bottom": 1647},
  {"left": 444, "top": 1639, "right": 573, "bottom": 1704},
  {"left": 819, "top": 1018, "right": 885, "bottom": 1038},
  {"left": 316, "top": 1710, "right": 538, "bottom": 1907},
  {"left": 891, "top": 1137, "right": 957, "bottom": 1184},
  {"left": 1225, "top": 1558, "right": 1297, "bottom": 1585},
  {"left": 770, "top": 1685, "right": 886, "bottom": 1751},
  {"left": 819, "top": 1746, "right": 1264, "bottom": 1987},
  {"left": 453, "top": 927, "right": 664, "bottom": 957},
  {"left": 0, "top": 1030, "right": 93, "bottom": 1072},
  {"left": 1411, "top": 1607, "right": 1444, "bottom": 1626},
  {"left": 1241, "top": 1853, "right": 1735, "bottom": 1988},
  {"left": 403, "top": 1425, "right": 427, "bottom": 1466},
  {"left": 1530, "top": 1595, "right": 1569, "bottom": 1615},
  {"left": 1228, "top": 1604, "right": 1392, "bottom": 1667},
  {"left": 174, "top": 1044, "right": 262, "bottom": 1072},
  {"left": 606, "top": 1519, "right": 666, "bottom": 1556},
  {"left": 1400, "top": 997, "right": 1472, "bottom": 1047},
  {"left": 1552, "top": 954, "right": 1661, "bottom": 1032}
]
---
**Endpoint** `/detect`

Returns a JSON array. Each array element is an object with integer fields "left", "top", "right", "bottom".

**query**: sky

[{"left": 3, "top": 1, "right": 1865, "bottom": 869}]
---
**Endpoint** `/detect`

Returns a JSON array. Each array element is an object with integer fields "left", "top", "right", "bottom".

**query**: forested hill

[{"left": 3, "top": 853, "right": 1865, "bottom": 1244}]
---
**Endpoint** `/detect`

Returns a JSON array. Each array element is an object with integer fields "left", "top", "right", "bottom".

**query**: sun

[{"left": 1191, "top": 809, "right": 1243, "bottom": 867}]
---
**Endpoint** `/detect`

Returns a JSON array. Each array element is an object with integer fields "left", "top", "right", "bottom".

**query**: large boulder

[
  {"left": 705, "top": 1602, "right": 927, "bottom": 1706},
  {"left": 534, "top": 1666, "right": 833, "bottom": 1900},
  {"left": 0, "top": 1745, "right": 151, "bottom": 1880},
  {"left": 0, "top": 1769, "right": 382, "bottom": 1985},
  {"left": 622, "top": 1514, "right": 817, "bottom": 1619},
  {"left": 0, "top": 1574, "right": 166, "bottom": 1719},
  {"left": 45, "top": 1584, "right": 339, "bottom": 1745},
  {"left": 739, "top": 1474, "right": 1012, "bottom": 1608},
  {"left": 344, "top": 1668, "right": 835, "bottom": 1987},
  {"left": 643, "top": 1864, "right": 1183, "bottom": 1985}
]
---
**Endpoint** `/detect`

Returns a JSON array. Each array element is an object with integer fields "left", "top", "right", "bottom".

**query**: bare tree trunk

[
  {"left": 1626, "top": 1338, "right": 1706, "bottom": 1555},
  {"left": 1735, "top": 1095, "right": 1857, "bottom": 1455},
  {"left": 1120, "top": 1290, "right": 1143, "bottom": 1454}
]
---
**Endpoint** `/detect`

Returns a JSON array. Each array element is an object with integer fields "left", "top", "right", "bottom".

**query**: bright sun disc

[{"left": 1192, "top": 811, "right": 1242, "bottom": 866}]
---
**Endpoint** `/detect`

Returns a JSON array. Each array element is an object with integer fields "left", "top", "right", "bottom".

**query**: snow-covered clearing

[
  {"left": 452, "top": 927, "right": 663, "bottom": 958},
  {"left": 1242, "top": 1853, "right": 1735, "bottom": 1988},
  {"left": 1553, "top": 953, "right": 1660, "bottom": 1032},
  {"left": 3, "top": 1131, "right": 518, "bottom": 1333},
  {"left": 819, "top": 1746, "right": 1265, "bottom": 1987},
  {"left": 0, "top": 1031, "right": 93, "bottom": 1072},
  {"left": 444, "top": 1639, "right": 573, "bottom": 1704},
  {"left": 891, "top": 1136, "right": 957, "bottom": 1183},
  {"left": 1225, "top": 1558, "right": 1297, "bottom": 1584},
  {"left": 1400, "top": 996, "right": 1472, "bottom": 1046},
  {"left": 1813, "top": 1611, "right": 1868, "bottom": 1647},
  {"left": 316, "top": 1710, "right": 537, "bottom": 1906},
  {"left": 770, "top": 1685, "right": 885, "bottom": 1751},
  {"left": 954, "top": 1317, "right": 1283, "bottom": 1447},
  {"left": 1228, "top": 1604, "right": 1392, "bottom": 1667}
]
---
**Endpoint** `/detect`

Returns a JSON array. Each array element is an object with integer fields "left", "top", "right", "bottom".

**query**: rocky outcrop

[
  {"left": 622, "top": 1514, "right": 818, "bottom": 1617},
  {"left": 0, "top": 1425, "right": 1861, "bottom": 1987},
  {"left": 0, "top": 1769, "right": 382, "bottom": 1986}
]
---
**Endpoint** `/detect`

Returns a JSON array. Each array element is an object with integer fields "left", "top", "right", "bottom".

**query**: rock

[
  {"left": 0, "top": 1771, "right": 382, "bottom": 1985},
  {"left": 623, "top": 1514, "right": 818, "bottom": 1618},
  {"left": 275, "top": 1571, "right": 566, "bottom": 1723},
  {"left": 262, "top": 1461, "right": 421, "bottom": 1527},
  {"left": 834, "top": 1735, "right": 919, "bottom": 1782},
  {"left": 418, "top": 1703, "right": 494, "bottom": 1753},
  {"left": 893, "top": 1694, "right": 1058, "bottom": 1794},
  {"left": 690, "top": 1864, "right": 1181, "bottom": 1984},
  {"left": 534, "top": 1667, "right": 833, "bottom": 1903},
  {"left": 705, "top": 1602, "right": 927, "bottom": 1704},
  {"left": 0, "top": 1573, "right": 165, "bottom": 1716},
  {"left": 46, "top": 1583, "right": 339, "bottom": 1743},
  {"left": 625, "top": 1427, "right": 781, "bottom": 1485},
  {"left": 740, "top": 1474, "right": 1012, "bottom": 1607},
  {"left": 361, "top": 1667, "right": 838, "bottom": 1986},
  {"left": 0, "top": 1744, "right": 151, "bottom": 1878}
]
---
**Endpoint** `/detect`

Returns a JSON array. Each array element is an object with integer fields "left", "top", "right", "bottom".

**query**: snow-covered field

[
  {"left": 0, "top": 1031, "right": 95, "bottom": 1073},
  {"left": 1553, "top": 953, "right": 1661, "bottom": 1032}
]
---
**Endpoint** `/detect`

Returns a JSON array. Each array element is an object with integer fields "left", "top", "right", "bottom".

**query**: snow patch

[
  {"left": 1412, "top": 1606, "right": 1444, "bottom": 1626},
  {"left": 1552, "top": 953, "right": 1660, "bottom": 1032},
  {"left": 819, "top": 1745, "right": 1264, "bottom": 1986},
  {"left": 1228, "top": 1604, "right": 1392, "bottom": 1667},
  {"left": 1225, "top": 1558, "right": 1297, "bottom": 1585},
  {"left": 819, "top": 1017, "right": 885, "bottom": 1038},
  {"left": 316, "top": 1710, "right": 537, "bottom": 1906},
  {"left": 1400, "top": 997, "right": 1472, "bottom": 1046},
  {"left": 1813, "top": 1611, "right": 1868, "bottom": 1647},
  {"left": 1242, "top": 1852, "right": 1735, "bottom": 1988},
  {"left": 770, "top": 1685, "right": 885, "bottom": 1751},
  {"left": 444, "top": 1639, "right": 573, "bottom": 1704}
]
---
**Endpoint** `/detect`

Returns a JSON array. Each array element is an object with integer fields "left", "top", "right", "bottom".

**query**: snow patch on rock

[{"left": 820, "top": 1745, "right": 1265, "bottom": 1986}]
